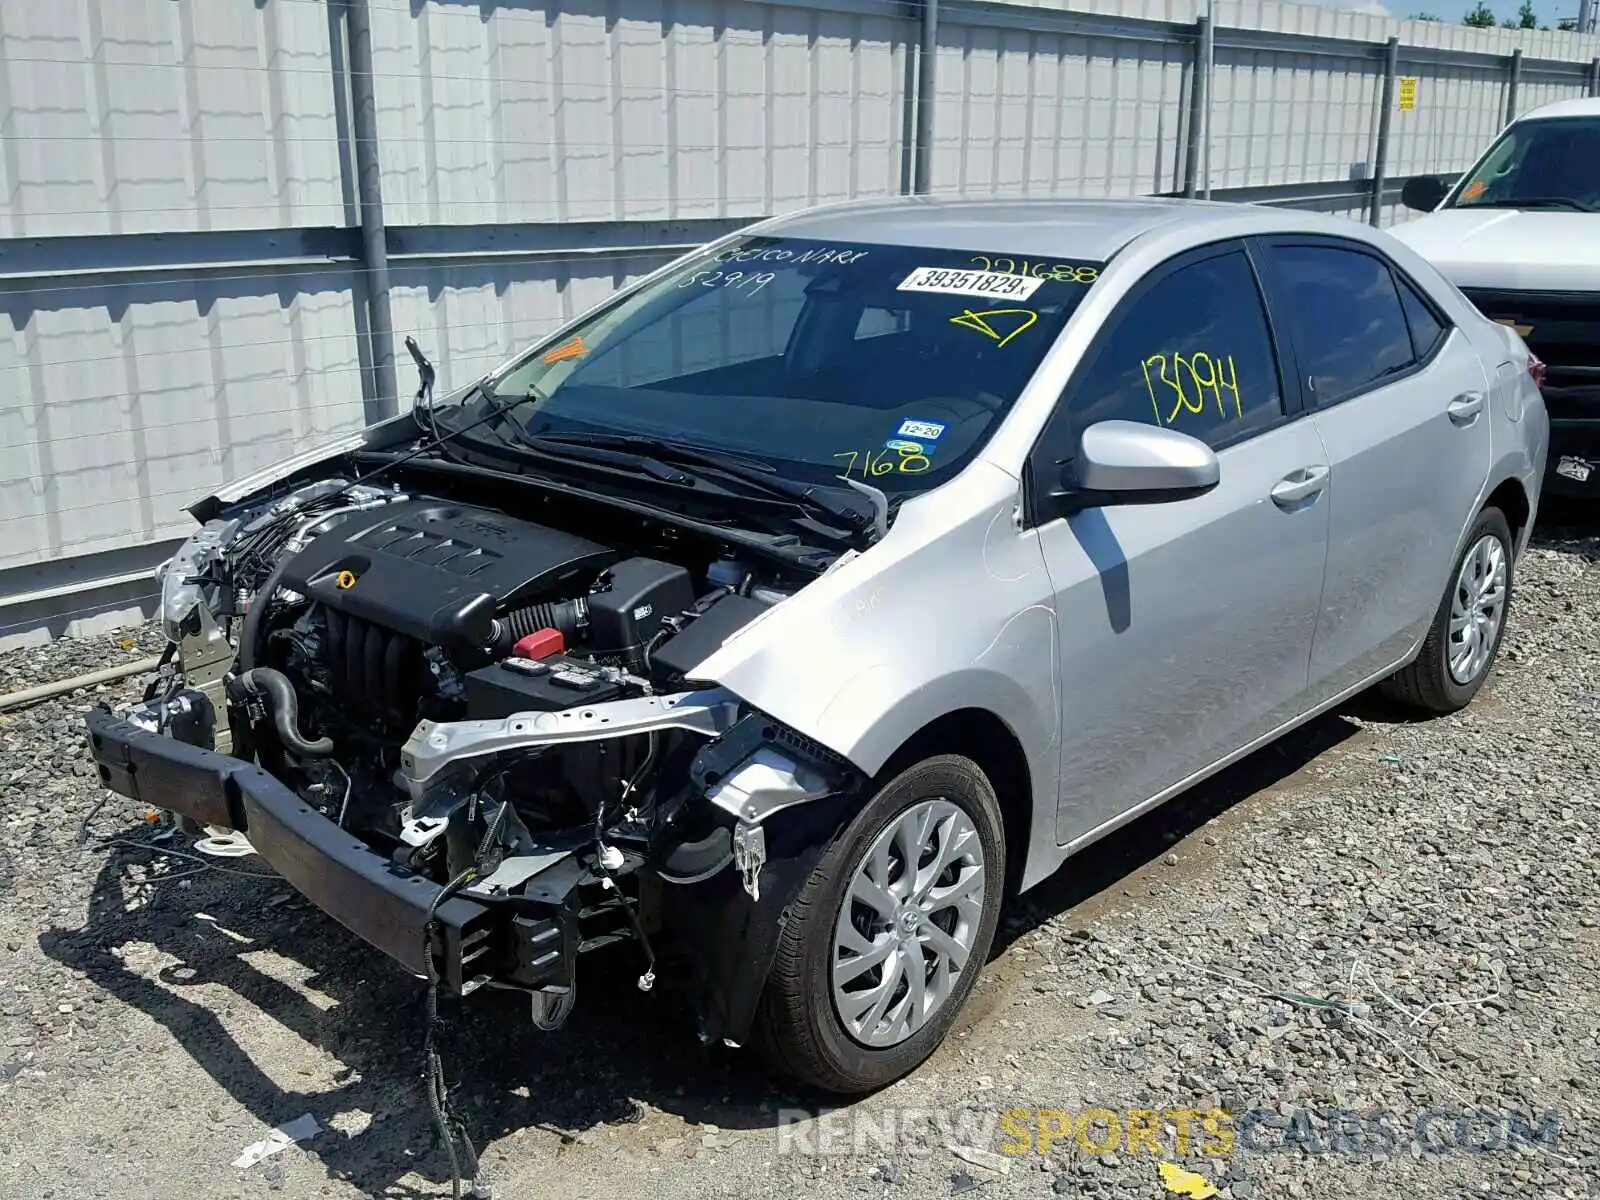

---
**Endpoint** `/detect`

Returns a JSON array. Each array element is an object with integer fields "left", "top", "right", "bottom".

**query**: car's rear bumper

[
  {"left": 84, "top": 707, "right": 492, "bottom": 990},
  {"left": 1546, "top": 418, "right": 1600, "bottom": 499}
]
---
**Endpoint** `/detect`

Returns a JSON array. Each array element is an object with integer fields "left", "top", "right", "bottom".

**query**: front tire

[
  {"left": 1380, "top": 506, "right": 1514, "bottom": 714},
  {"left": 754, "top": 755, "right": 1006, "bottom": 1094}
]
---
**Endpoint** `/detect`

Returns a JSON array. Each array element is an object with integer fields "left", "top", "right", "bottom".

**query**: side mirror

[
  {"left": 1049, "top": 420, "right": 1220, "bottom": 511},
  {"left": 1401, "top": 174, "right": 1454, "bottom": 213}
]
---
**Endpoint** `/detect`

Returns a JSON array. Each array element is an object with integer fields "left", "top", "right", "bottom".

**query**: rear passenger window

[
  {"left": 1267, "top": 245, "right": 1416, "bottom": 404},
  {"left": 1397, "top": 276, "right": 1448, "bottom": 360},
  {"left": 1065, "top": 249, "right": 1284, "bottom": 448}
]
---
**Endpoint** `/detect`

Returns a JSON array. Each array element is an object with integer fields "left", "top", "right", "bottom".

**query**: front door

[{"left": 1024, "top": 242, "right": 1331, "bottom": 846}]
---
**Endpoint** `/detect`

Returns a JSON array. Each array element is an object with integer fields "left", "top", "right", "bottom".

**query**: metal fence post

[
  {"left": 1505, "top": 47, "right": 1522, "bottom": 126},
  {"left": 899, "top": 6, "right": 918, "bottom": 194},
  {"left": 1183, "top": 15, "right": 1209, "bottom": 199},
  {"left": 344, "top": 0, "right": 399, "bottom": 419},
  {"left": 1589, "top": 55, "right": 1599, "bottom": 97},
  {"left": 912, "top": 0, "right": 939, "bottom": 194},
  {"left": 1369, "top": 36, "right": 1399, "bottom": 228}
]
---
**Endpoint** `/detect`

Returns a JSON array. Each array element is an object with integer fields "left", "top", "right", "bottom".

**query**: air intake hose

[
  {"left": 489, "top": 598, "right": 587, "bottom": 653},
  {"left": 230, "top": 667, "right": 334, "bottom": 757}
]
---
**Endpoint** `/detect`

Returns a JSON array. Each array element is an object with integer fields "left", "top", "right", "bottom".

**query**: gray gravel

[{"left": 0, "top": 520, "right": 1596, "bottom": 1200}]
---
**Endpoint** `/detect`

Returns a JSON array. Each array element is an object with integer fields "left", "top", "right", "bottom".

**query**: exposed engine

[{"left": 142, "top": 474, "right": 839, "bottom": 1014}]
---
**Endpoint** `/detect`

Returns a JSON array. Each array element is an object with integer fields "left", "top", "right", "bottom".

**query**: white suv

[{"left": 1390, "top": 96, "right": 1600, "bottom": 500}]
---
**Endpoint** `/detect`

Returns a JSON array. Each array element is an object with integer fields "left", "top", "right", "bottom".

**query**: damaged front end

[{"left": 85, "top": 473, "right": 861, "bottom": 1048}]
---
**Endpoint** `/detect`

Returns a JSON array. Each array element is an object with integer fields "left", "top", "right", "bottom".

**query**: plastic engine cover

[{"left": 278, "top": 500, "right": 616, "bottom": 651}]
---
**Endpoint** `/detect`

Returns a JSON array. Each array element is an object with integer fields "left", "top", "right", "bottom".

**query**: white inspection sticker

[
  {"left": 896, "top": 266, "right": 1044, "bottom": 302},
  {"left": 1555, "top": 455, "right": 1593, "bottom": 483}
]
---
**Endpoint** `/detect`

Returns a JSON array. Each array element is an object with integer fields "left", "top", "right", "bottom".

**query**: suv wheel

[{"left": 755, "top": 754, "right": 1005, "bottom": 1094}]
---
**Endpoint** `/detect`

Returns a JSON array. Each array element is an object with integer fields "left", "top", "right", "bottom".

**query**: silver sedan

[
  {"left": 686, "top": 198, "right": 1548, "bottom": 1089},
  {"left": 91, "top": 197, "right": 1548, "bottom": 1099}
]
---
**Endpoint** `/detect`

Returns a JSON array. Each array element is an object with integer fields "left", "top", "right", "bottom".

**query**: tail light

[{"left": 1527, "top": 353, "right": 1547, "bottom": 389}]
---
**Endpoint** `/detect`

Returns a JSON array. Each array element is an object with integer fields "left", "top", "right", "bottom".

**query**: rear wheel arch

[{"left": 1483, "top": 476, "right": 1530, "bottom": 550}]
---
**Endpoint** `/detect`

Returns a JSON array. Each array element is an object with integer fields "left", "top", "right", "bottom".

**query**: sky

[{"left": 1321, "top": 0, "right": 1580, "bottom": 26}]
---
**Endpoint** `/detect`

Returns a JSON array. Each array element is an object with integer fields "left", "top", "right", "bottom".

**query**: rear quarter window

[{"left": 1397, "top": 276, "right": 1448, "bottom": 361}]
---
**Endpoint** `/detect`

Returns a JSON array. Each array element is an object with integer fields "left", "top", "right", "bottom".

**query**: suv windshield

[
  {"left": 474, "top": 236, "right": 1102, "bottom": 493},
  {"left": 1449, "top": 115, "right": 1600, "bottom": 212}
]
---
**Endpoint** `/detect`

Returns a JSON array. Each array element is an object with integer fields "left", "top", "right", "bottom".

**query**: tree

[
  {"left": 1409, "top": 9, "right": 1442, "bottom": 16},
  {"left": 1463, "top": 1, "right": 1497, "bottom": 25},
  {"left": 1515, "top": 0, "right": 1539, "bottom": 25}
]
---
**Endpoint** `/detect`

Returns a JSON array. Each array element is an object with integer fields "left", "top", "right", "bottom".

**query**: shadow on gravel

[
  {"left": 36, "top": 705, "right": 1369, "bottom": 1196},
  {"left": 38, "top": 837, "right": 800, "bottom": 1197},
  {"left": 997, "top": 710, "right": 1364, "bottom": 952}
]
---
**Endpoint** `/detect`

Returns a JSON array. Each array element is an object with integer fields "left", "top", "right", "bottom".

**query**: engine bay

[{"left": 132, "top": 470, "right": 851, "bottom": 1025}]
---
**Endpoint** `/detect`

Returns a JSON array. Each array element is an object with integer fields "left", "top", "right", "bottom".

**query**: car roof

[
  {"left": 754, "top": 195, "right": 1372, "bottom": 262},
  {"left": 1517, "top": 96, "right": 1600, "bottom": 123}
]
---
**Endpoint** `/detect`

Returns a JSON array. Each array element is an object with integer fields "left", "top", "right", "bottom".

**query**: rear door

[{"left": 1255, "top": 237, "right": 1492, "bottom": 699}]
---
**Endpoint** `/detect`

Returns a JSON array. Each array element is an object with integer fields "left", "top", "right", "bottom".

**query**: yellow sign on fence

[{"left": 1398, "top": 77, "right": 1419, "bottom": 110}]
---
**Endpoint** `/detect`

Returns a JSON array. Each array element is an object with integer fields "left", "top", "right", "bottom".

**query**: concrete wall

[{"left": 1, "top": 0, "right": 1595, "bottom": 647}]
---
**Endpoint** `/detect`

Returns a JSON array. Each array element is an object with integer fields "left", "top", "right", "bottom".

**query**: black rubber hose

[
  {"left": 236, "top": 667, "right": 333, "bottom": 757},
  {"left": 236, "top": 551, "right": 297, "bottom": 673},
  {"left": 491, "top": 598, "right": 586, "bottom": 653}
]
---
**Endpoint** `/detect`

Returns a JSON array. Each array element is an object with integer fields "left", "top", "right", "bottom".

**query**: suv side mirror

[
  {"left": 1402, "top": 174, "right": 1454, "bottom": 213},
  {"left": 1047, "top": 420, "right": 1220, "bottom": 513}
]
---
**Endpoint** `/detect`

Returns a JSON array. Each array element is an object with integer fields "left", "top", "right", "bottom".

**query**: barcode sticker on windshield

[{"left": 896, "top": 266, "right": 1044, "bottom": 302}]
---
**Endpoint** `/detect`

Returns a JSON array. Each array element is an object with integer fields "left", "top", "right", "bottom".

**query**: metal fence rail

[{"left": 1, "top": 0, "right": 1595, "bottom": 647}]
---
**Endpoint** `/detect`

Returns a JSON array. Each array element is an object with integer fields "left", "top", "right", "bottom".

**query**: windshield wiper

[
  {"left": 436, "top": 391, "right": 695, "bottom": 484},
  {"left": 522, "top": 430, "right": 874, "bottom": 535},
  {"left": 1465, "top": 196, "right": 1594, "bottom": 212},
  {"left": 526, "top": 429, "right": 777, "bottom": 472},
  {"left": 513, "top": 434, "right": 700, "bottom": 485}
]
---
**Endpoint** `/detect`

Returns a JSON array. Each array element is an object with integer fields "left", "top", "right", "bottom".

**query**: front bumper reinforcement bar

[{"left": 85, "top": 707, "right": 490, "bottom": 991}]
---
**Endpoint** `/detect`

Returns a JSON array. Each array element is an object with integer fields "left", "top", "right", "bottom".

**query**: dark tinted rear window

[
  {"left": 1398, "top": 276, "right": 1447, "bottom": 360},
  {"left": 1267, "top": 245, "right": 1415, "bottom": 405}
]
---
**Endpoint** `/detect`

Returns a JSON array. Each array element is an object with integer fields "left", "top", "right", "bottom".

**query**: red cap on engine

[{"left": 512, "top": 628, "right": 565, "bottom": 660}]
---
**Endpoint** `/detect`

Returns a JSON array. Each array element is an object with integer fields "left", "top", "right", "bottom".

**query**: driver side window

[{"left": 1060, "top": 248, "right": 1285, "bottom": 453}]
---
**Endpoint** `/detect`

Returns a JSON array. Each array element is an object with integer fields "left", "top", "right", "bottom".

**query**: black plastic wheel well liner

[
  {"left": 663, "top": 790, "right": 856, "bottom": 1048},
  {"left": 671, "top": 705, "right": 1032, "bottom": 1042},
  {"left": 1483, "top": 477, "right": 1530, "bottom": 547}
]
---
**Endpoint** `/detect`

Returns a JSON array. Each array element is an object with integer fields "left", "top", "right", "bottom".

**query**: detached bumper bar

[{"left": 85, "top": 708, "right": 489, "bottom": 990}]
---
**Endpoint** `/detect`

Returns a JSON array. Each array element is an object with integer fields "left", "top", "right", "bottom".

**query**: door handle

[
  {"left": 1270, "top": 465, "right": 1329, "bottom": 508},
  {"left": 1447, "top": 391, "right": 1486, "bottom": 424}
]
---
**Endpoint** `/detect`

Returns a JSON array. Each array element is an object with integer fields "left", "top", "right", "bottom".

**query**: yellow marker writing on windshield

[{"left": 948, "top": 307, "right": 1038, "bottom": 348}]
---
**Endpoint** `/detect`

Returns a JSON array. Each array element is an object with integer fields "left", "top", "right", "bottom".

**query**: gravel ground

[{"left": 1, "top": 514, "right": 1596, "bottom": 1200}]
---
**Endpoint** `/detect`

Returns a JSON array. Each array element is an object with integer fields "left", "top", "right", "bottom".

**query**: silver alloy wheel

[
  {"left": 1447, "top": 533, "right": 1508, "bottom": 685},
  {"left": 831, "top": 798, "right": 986, "bottom": 1048}
]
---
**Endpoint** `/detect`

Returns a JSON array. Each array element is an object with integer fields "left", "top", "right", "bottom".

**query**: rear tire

[
  {"left": 1380, "top": 506, "right": 1514, "bottom": 714},
  {"left": 754, "top": 754, "right": 1005, "bottom": 1094}
]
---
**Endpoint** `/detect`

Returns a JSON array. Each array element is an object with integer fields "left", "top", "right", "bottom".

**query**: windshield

[
  {"left": 1448, "top": 116, "right": 1600, "bottom": 212},
  {"left": 476, "top": 236, "right": 1102, "bottom": 493}
]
